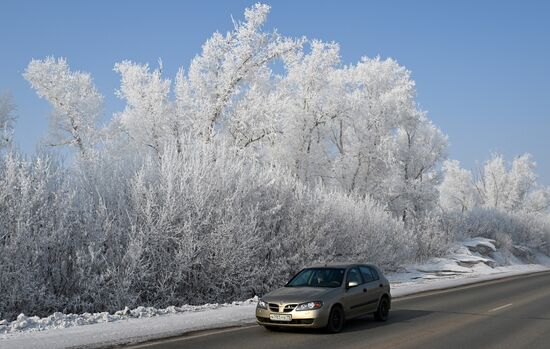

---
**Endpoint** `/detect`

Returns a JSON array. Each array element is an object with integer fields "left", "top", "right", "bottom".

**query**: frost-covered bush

[
  {"left": 442, "top": 208, "right": 550, "bottom": 254},
  {"left": 0, "top": 141, "right": 413, "bottom": 320},
  {"left": 409, "top": 212, "right": 457, "bottom": 260},
  {"left": 116, "top": 140, "right": 413, "bottom": 305},
  {"left": 0, "top": 152, "right": 73, "bottom": 318},
  {"left": 438, "top": 154, "right": 550, "bottom": 255},
  {"left": 493, "top": 232, "right": 514, "bottom": 253},
  {"left": 409, "top": 205, "right": 550, "bottom": 260}
]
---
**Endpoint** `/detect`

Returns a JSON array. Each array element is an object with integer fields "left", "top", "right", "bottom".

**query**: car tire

[
  {"left": 325, "top": 305, "right": 345, "bottom": 333},
  {"left": 374, "top": 297, "right": 389, "bottom": 322}
]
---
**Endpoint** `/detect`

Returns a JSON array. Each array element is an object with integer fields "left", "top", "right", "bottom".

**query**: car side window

[
  {"left": 359, "top": 266, "right": 379, "bottom": 283},
  {"left": 347, "top": 267, "right": 363, "bottom": 286},
  {"left": 369, "top": 266, "right": 379, "bottom": 281}
]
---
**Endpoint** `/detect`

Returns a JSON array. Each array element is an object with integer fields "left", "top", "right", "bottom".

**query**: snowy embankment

[
  {"left": 1, "top": 238, "right": 549, "bottom": 349},
  {"left": 388, "top": 237, "right": 550, "bottom": 297}
]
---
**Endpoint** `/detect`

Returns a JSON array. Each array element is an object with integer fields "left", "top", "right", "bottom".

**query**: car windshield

[{"left": 285, "top": 268, "right": 345, "bottom": 288}]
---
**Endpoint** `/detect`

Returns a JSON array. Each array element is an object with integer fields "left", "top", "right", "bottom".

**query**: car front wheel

[{"left": 326, "top": 305, "right": 345, "bottom": 333}]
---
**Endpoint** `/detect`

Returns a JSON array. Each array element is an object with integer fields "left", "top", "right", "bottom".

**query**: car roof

[{"left": 305, "top": 263, "right": 375, "bottom": 269}]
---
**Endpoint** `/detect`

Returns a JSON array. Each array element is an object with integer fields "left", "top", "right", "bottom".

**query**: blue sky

[{"left": 1, "top": 0, "right": 549, "bottom": 184}]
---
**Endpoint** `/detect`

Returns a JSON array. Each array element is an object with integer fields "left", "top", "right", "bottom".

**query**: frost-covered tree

[
  {"left": 113, "top": 60, "right": 172, "bottom": 156},
  {"left": 477, "top": 153, "right": 509, "bottom": 209},
  {"left": 0, "top": 92, "right": 16, "bottom": 151},
  {"left": 440, "top": 153, "right": 550, "bottom": 214},
  {"left": 506, "top": 154, "right": 538, "bottom": 211},
  {"left": 439, "top": 160, "right": 478, "bottom": 212},
  {"left": 524, "top": 187, "right": 550, "bottom": 213},
  {"left": 475, "top": 153, "right": 545, "bottom": 212},
  {"left": 92, "top": 4, "right": 447, "bottom": 225},
  {"left": 327, "top": 57, "right": 409, "bottom": 195},
  {"left": 271, "top": 40, "right": 344, "bottom": 181},
  {"left": 185, "top": 3, "right": 301, "bottom": 142},
  {"left": 385, "top": 114, "right": 447, "bottom": 222},
  {"left": 173, "top": 68, "right": 194, "bottom": 152},
  {"left": 269, "top": 47, "right": 447, "bottom": 221},
  {"left": 24, "top": 57, "right": 103, "bottom": 156}
]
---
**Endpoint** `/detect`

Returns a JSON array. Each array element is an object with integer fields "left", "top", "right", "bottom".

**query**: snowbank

[
  {"left": 0, "top": 299, "right": 257, "bottom": 336},
  {"left": 388, "top": 237, "right": 549, "bottom": 297},
  {"left": 389, "top": 263, "right": 548, "bottom": 298},
  {"left": 0, "top": 303, "right": 257, "bottom": 349}
]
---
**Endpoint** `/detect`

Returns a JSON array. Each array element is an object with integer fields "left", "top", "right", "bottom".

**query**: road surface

[{"left": 124, "top": 271, "right": 550, "bottom": 349}]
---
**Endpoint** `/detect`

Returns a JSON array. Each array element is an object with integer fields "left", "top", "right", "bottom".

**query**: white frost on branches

[
  {"left": 439, "top": 160, "right": 478, "bottom": 212},
  {"left": 113, "top": 61, "right": 172, "bottom": 156},
  {"left": 440, "top": 153, "right": 550, "bottom": 214},
  {"left": 185, "top": 3, "right": 303, "bottom": 143},
  {"left": 0, "top": 92, "right": 16, "bottom": 150},
  {"left": 24, "top": 57, "right": 103, "bottom": 155}
]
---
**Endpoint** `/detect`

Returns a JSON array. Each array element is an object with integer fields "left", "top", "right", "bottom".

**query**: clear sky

[{"left": 1, "top": 0, "right": 549, "bottom": 184}]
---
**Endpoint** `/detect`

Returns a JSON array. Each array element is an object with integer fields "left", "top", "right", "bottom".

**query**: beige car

[{"left": 256, "top": 263, "right": 391, "bottom": 333}]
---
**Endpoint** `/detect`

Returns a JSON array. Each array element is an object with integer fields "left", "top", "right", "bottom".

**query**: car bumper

[{"left": 255, "top": 307, "right": 330, "bottom": 328}]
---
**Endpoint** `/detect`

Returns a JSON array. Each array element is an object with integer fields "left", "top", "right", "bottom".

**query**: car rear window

[{"left": 359, "top": 266, "right": 379, "bottom": 282}]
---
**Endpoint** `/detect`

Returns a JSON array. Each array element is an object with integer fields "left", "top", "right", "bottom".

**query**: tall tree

[
  {"left": 0, "top": 92, "right": 16, "bottom": 151},
  {"left": 270, "top": 50, "right": 447, "bottom": 222},
  {"left": 440, "top": 153, "right": 550, "bottom": 214},
  {"left": 24, "top": 57, "right": 102, "bottom": 156},
  {"left": 476, "top": 153, "right": 545, "bottom": 212},
  {"left": 387, "top": 114, "right": 447, "bottom": 222},
  {"left": 185, "top": 3, "right": 302, "bottom": 143},
  {"left": 439, "top": 160, "right": 478, "bottom": 212},
  {"left": 271, "top": 40, "right": 344, "bottom": 182},
  {"left": 113, "top": 60, "right": 172, "bottom": 156}
]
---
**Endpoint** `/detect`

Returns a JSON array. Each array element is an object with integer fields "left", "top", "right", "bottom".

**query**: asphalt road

[{"left": 125, "top": 271, "right": 550, "bottom": 349}]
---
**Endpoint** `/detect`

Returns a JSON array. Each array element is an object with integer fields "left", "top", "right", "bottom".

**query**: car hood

[{"left": 262, "top": 287, "right": 337, "bottom": 303}]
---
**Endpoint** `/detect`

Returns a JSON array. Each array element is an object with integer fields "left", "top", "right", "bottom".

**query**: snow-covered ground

[
  {"left": 389, "top": 237, "right": 550, "bottom": 297},
  {"left": 1, "top": 237, "right": 549, "bottom": 349}
]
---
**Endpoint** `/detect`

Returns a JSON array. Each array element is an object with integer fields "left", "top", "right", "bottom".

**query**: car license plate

[{"left": 269, "top": 314, "right": 292, "bottom": 321}]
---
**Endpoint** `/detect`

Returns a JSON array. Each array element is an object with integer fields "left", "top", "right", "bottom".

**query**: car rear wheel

[
  {"left": 374, "top": 297, "right": 389, "bottom": 322},
  {"left": 326, "top": 305, "right": 345, "bottom": 333}
]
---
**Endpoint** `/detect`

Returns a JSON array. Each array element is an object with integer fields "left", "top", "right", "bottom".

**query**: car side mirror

[{"left": 346, "top": 280, "right": 359, "bottom": 289}]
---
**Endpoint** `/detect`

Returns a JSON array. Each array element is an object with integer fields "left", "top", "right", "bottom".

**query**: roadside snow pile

[
  {"left": 462, "top": 237, "right": 497, "bottom": 255},
  {"left": 407, "top": 238, "right": 498, "bottom": 276},
  {"left": 0, "top": 297, "right": 258, "bottom": 335},
  {"left": 414, "top": 258, "right": 472, "bottom": 274},
  {"left": 389, "top": 237, "right": 548, "bottom": 287}
]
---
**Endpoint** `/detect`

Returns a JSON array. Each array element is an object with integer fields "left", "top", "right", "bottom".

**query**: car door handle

[
  {"left": 379, "top": 284, "right": 383, "bottom": 288},
  {"left": 363, "top": 288, "right": 367, "bottom": 293}
]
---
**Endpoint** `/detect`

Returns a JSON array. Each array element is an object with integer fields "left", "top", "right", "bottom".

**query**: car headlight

[
  {"left": 295, "top": 301, "right": 323, "bottom": 311},
  {"left": 257, "top": 299, "right": 268, "bottom": 309}
]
